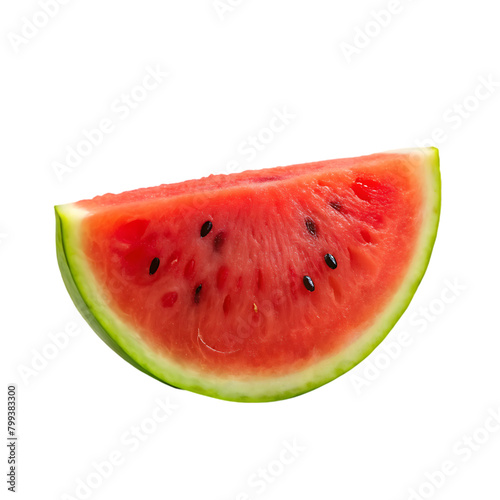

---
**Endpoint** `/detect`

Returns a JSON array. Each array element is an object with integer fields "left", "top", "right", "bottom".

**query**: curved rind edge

[
  {"left": 55, "top": 148, "right": 441, "bottom": 402},
  {"left": 55, "top": 206, "right": 177, "bottom": 388}
]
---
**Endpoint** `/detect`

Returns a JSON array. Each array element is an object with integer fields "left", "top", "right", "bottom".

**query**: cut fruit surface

[{"left": 55, "top": 147, "right": 441, "bottom": 402}]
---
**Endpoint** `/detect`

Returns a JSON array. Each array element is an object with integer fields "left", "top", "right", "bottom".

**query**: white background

[{"left": 1, "top": 1, "right": 500, "bottom": 499}]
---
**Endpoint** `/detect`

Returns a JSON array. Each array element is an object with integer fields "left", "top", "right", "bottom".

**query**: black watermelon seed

[
  {"left": 149, "top": 257, "right": 160, "bottom": 275},
  {"left": 324, "top": 253, "right": 338, "bottom": 270},
  {"left": 303, "top": 275, "right": 315, "bottom": 292},
  {"left": 194, "top": 284, "right": 202, "bottom": 304},
  {"left": 305, "top": 217, "right": 317, "bottom": 236},
  {"left": 330, "top": 201, "right": 342, "bottom": 211},
  {"left": 200, "top": 220, "right": 213, "bottom": 237},
  {"left": 213, "top": 231, "right": 226, "bottom": 252}
]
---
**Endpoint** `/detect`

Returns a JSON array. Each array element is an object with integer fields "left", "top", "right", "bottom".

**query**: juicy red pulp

[{"left": 79, "top": 155, "right": 423, "bottom": 377}]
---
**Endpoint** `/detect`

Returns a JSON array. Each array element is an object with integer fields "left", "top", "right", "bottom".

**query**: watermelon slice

[{"left": 55, "top": 148, "right": 440, "bottom": 402}]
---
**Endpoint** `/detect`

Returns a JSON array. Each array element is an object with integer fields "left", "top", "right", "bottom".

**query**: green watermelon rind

[
  {"left": 55, "top": 210, "right": 173, "bottom": 387},
  {"left": 55, "top": 147, "right": 441, "bottom": 402}
]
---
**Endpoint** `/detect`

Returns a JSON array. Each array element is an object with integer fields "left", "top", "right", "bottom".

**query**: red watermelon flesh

[{"left": 55, "top": 148, "right": 440, "bottom": 401}]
